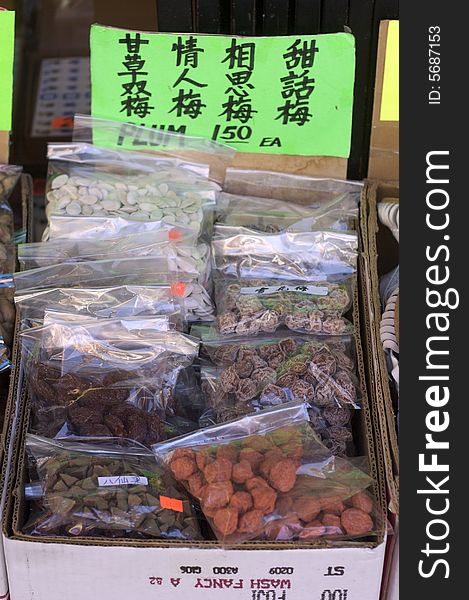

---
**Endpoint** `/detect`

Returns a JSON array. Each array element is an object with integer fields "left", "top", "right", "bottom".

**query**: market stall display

[{"left": 6, "top": 120, "right": 377, "bottom": 553}]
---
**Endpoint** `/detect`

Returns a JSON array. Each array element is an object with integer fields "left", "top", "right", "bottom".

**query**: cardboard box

[
  {"left": 0, "top": 172, "right": 33, "bottom": 600},
  {"left": 359, "top": 182, "right": 399, "bottom": 600},
  {"left": 368, "top": 21, "right": 399, "bottom": 183},
  {"left": 385, "top": 526, "right": 399, "bottom": 600},
  {"left": 0, "top": 182, "right": 388, "bottom": 600},
  {"left": 362, "top": 182, "right": 399, "bottom": 513},
  {"left": 0, "top": 132, "right": 8, "bottom": 166},
  {"left": 3, "top": 538, "right": 386, "bottom": 600}
]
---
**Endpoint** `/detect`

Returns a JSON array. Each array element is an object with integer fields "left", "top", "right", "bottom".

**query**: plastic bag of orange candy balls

[{"left": 152, "top": 402, "right": 381, "bottom": 545}]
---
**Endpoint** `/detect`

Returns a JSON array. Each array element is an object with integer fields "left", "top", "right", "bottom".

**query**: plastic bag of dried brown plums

[
  {"left": 153, "top": 402, "right": 380, "bottom": 545},
  {"left": 214, "top": 277, "right": 353, "bottom": 337},
  {"left": 20, "top": 320, "right": 201, "bottom": 445},
  {"left": 193, "top": 328, "right": 360, "bottom": 456},
  {"left": 24, "top": 434, "right": 201, "bottom": 540}
]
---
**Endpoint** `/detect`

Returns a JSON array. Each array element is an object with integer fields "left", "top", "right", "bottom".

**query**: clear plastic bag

[
  {"left": 13, "top": 258, "right": 215, "bottom": 323},
  {"left": 214, "top": 277, "right": 353, "bottom": 336},
  {"left": 224, "top": 169, "right": 363, "bottom": 206},
  {"left": 47, "top": 215, "right": 185, "bottom": 241},
  {"left": 24, "top": 434, "right": 201, "bottom": 540},
  {"left": 73, "top": 115, "right": 235, "bottom": 184},
  {"left": 153, "top": 403, "right": 379, "bottom": 544},
  {"left": 0, "top": 328, "right": 10, "bottom": 372},
  {"left": 212, "top": 226, "right": 358, "bottom": 280},
  {"left": 44, "top": 141, "right": 221, "bottom": 238},
  {"left": 13, "top": 256, "right": 171, "bottom": 291},
  {"left": 0, "top": 276, "right": 14, "bottom": 369},
  {"left": 20, "top": 322, "right": 200, "bottom": 444},
  {"left": 18, "top": 232, "right": 211, "bottom": 287},
  {"left": 42, "top": 312, "right": 174, "bottom": 332},
  {"left": 194, "top": 329, "right": 359, "bottom": 454},
  {"left": 0, "top": 165, "right": 21, "bottom": 277},
  {"left": 217, "top": 191, "right": 358, "bottom": 233},
  {"left": 15, "top": 282, "right": 214, "bottom": 328}
]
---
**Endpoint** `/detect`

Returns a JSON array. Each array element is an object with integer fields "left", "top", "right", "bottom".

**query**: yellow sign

[{"left": 380, "top": 20, "right": 399, "bottom": 121}]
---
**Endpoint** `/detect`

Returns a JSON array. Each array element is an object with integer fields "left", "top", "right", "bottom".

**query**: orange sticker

[
  {"left": 170, "top": 282, "right": 186, "bottom": 297},
  {"left": 51, "top": 116, "right": 74, "bottom": 129},
  {"left": 168, "top": 228, "right": 182, "bottom": 241},
  {"left": 160, "top": 495, "right": 184, "bottom": 512}
]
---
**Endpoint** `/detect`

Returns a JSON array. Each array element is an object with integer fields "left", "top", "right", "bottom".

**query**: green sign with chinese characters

[
  {"left": 90, "top": 27, "right": 356, "bottom": 157},
  {"left": 0, "top": 10, "right": 15, "bottom": 131}
]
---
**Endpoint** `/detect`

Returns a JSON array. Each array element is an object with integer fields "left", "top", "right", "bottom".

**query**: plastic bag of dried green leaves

[{"left": 24, "top": 435, "right": 201, "bottom": 540}]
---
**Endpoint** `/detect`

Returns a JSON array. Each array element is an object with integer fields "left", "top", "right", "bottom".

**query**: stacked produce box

[{"left": 8, "top": 118, "right": 382, "bottom": 548}]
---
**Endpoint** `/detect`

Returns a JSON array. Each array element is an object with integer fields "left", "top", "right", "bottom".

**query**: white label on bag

[
  {"left": 98, "top": 475, "right": 148, "bottom": 487},
  {"left": 240, "top": 284, "right": 329, "bottom": 296}
]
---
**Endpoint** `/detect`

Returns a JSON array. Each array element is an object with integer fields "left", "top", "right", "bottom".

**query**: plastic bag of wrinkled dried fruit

[
  {"left": 153, "top": 403, "right": 380, "bottom": 545},
  {"left": 20, "top": 320, "right": 201, "bottom": 445},
  {"left": 194, "top": 329, "right": 359, "bottom": 456},
  {"left": 212, "top": 226, "right": 358, "bottom": 281},
  {"left": 24, "top": 434, "right": 201, "bottom": 540},
  {"left": 214, "top": 277, "right": 353, "bottom": 336}
]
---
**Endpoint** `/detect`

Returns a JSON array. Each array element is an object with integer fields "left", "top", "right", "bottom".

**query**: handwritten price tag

[
  {"left": 98, "top": 475, "right": 148, "bottom": 487},
  {"left": 240, "top": 284, "right": 329, "bottom": 296}
]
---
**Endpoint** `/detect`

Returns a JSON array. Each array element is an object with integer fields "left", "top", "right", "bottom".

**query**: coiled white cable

[{"left": 378, "top": 200, "right": 399, "bottom": 242}]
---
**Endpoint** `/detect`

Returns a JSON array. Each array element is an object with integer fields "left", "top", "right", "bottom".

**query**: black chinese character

[
  {"left": 255, "top": 287, "right": 268, "bottom": 294},
  {"left": 277, "top": 285, "right": 287, "bottom": 292},
  {"left": 283, "top": 39, "right": 319, "bottom": 70},
  {"left": 172, "top": 36, "right": 204, "bottom": 68},
  {"left": 223, "top": 39, "right": 255, "bottom": 70},
  {"left": 119, "top": 54, "right": 147, "bottom": 73},
  {"left": 220, "top": 92, "right": 257, "bottom": 123},
  {"left": 121, "top": 95, "right": 155, "bottom": 119},
  {"left": 119, "top": 33, "right": 149, "bottom": 54},
  {"left": 280, "top": 71, "right": 315, "bottom": 102},
  {"left": 226, "top": 70, "right": 254, "bottom": 87},
  {"left": 120, "top": 73, "right": 152, "bottom": 96},
  {"left": 173, "top": 68, "right": 208, "bottom": 89},
  {"left": 295, "top": 285, "right": 309, "bottom": 292},
  {"left": 276, "top": 100, "right": 312, "bottom": 126},
  {"left": 170, "top": 89, "right": 206, "bottom": 119}
]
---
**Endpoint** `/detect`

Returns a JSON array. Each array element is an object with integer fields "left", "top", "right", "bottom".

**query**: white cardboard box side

[
  {"left": 4, "top": 536, "right": 385, "bottom": 600},
  {"left": 0, "top": 536, "right": 7, "bottom": 599},
  {"left": 385, "top": 530, "right": 398, "bottom": 600}
]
